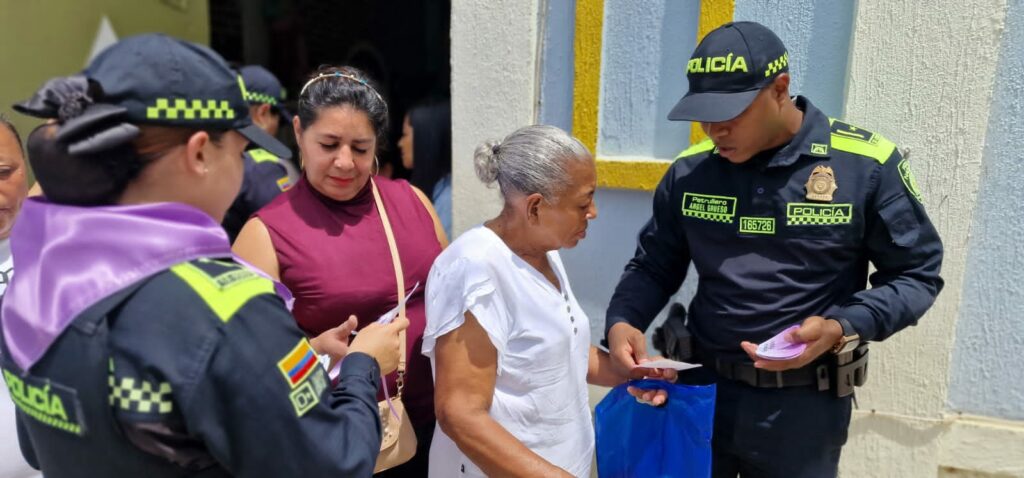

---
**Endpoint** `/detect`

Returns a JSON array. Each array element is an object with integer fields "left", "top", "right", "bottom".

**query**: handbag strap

[{"left": 370, "top": 179, "right": 407, "bottom": 393}]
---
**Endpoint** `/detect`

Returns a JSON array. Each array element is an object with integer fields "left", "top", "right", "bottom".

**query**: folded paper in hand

[
  {"left": 634, "top": 359, "right": 702, "bottom": 371},
  {"left": 376, "top": 281, "right": 420, "bottom": 325}
]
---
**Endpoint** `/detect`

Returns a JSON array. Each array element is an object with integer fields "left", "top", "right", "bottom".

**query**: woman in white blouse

[{"left": 422, "top": 125, "right": 670, "bottom": 477}]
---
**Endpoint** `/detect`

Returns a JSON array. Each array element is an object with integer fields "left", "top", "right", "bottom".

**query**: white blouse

[{"left": 422, "top": 226, "right": 593, "bottom": 477}]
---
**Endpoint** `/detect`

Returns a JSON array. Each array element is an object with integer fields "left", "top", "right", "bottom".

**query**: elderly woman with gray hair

[{"left": 421, "top": 125, "right": 671, "bottom": 477}]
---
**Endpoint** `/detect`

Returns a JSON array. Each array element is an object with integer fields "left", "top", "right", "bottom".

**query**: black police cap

[
  {"left": 84, "top": 34, "right": 290, "bottom": 157},
  {"left": 668, "top": 22, "right": 790, "bottom": 123},
  {"left": 239, "top": 65, "right": 293, "bottom": 124}
]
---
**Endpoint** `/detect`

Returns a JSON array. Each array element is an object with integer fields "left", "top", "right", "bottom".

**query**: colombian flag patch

[{"left": 277, "top": 339, "right": 317, "bottom": 388}]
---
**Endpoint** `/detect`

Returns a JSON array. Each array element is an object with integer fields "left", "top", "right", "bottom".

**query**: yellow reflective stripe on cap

[
  {"left": 170, "top": 262, "right": 275, "bottom": 322},
  {"left": 828, "top": 118, "right": 897, "bottom": 164},
  {"left": 237, "top": 75, "right": 250, "bottom": 102},
  {"left": 248, "top": 148, "right": 280, "bottom": 164},
  {"left": 146, "top": 98, "right": 235, "bottom": 121},
  {"left": 676, "top": 138, "right": 716, "bottom": 159},
  {"left": 244, "top": 91, "right": 279, "bottom": 105}
]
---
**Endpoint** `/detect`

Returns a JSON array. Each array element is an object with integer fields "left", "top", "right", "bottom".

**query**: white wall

[{"left": 450, "top": 0, "right": 542, "bottom": 235}]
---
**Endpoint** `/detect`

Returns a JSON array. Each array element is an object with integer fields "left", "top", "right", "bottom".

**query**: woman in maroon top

[{"left": 234, "top": 66, "right": 447, "bottom": 477}]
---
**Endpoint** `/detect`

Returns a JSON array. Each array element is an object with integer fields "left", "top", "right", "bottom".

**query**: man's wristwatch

[{"left": 830, "top": 318, "right": 860, "bottom": 355}]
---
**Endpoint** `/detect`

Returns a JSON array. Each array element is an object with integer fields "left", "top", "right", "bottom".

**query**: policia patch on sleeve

[{"left": 2, "top": 367, "right": 86, "bottom": 436}]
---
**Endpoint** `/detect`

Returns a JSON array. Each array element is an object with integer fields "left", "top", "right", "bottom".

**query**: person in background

[
  {"left": 233, "top": 65, "right": 448, "bottom": 477},
  {"left": 399, "top": 99, "right": 452, "bottom": 238},
  {"left": 1, "top": 34, "right": 405, "bottom": 477},
  {"left": 0, "top": 116, "right": 28, "bottom": 294},
  {"left": 424, "top": 125, "right": 672, "bottom": 478},
  {"left": 222, "top": 65, "right": 300, "bottom": 242},
  {"left": 0, "top": 116, "right": 37, "bottom": 478}
]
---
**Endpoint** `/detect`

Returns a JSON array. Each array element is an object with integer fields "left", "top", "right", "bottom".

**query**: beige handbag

[{"left": 370, "top": 178, "right": 418, "bottom": 473}]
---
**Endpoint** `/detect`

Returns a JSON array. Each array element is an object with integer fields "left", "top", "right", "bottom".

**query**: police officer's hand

[
  {"left": 739, "top": 316, "right": 843, "bottom": 372},
  {"left": 349, "top": 317, "right": 410, "bottom": 375},
  {"left": 608, "top": 322, "right": 649, "bottom": 377},
  {"left": 309, "top": 315, "right": 359, "bottom": 368}
]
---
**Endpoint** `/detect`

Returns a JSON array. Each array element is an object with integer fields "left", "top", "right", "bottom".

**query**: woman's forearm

[
  {"left": 587, "top": 345, "right": 628, "bottom": 387},
  {"left": 438, "top": 408, "right": 571, "bottom": 478}
]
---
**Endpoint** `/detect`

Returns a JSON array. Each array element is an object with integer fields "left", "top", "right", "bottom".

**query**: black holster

[
  {"left": 652, "top": 303, "right": 692, "bottom": 362},
  {"left": 817, "top": 344, "right": 869, "bottom": 398}
]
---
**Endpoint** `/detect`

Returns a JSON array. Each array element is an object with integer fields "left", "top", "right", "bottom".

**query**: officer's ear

[
  {"left": 251, "top": 104, "right": 274, "bottom": 129},
  {"left": 184, "top": 131, "right": 213, "bottom": 177},
  {"left": 770, "top": 74, "right": 791, "bottom": 104}
]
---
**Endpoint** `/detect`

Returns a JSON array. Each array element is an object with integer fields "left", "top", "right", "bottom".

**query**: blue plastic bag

[{"left": 595, "top": 379, "right": 715, "bottom": 478}]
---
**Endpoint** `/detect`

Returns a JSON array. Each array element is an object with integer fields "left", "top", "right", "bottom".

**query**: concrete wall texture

[
  {"left": 949, "top": 0, "right": 1024, "bottom": 422},
  {"left": 459, "top": 0, "right": 1024, "bottom": 476},
  {"left": 596, "top": 0, "right": 697, "bottom": 159},
  {"left": 450, "top": 0, "right": 541, "bottom": 234},
  {"left": 732, "top": 0, "right": 855, "bottom": 119}
]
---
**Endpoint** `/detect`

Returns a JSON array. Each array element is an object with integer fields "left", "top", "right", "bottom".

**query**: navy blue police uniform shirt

[
  {"left": 223, "top": 148, "right": 295, "bottom": 242},
  {"left": 4, "top": 258, "right": 382, "bottom": 476},
  {"left": 606, "top": 96, "right": 944, "bottom": 361}
]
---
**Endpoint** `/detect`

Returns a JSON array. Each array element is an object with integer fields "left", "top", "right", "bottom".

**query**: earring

[{"left": 373, "top": 155, "right": 380, "bottom": 176}]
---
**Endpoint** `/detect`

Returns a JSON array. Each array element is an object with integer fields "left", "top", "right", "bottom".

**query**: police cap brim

[
  {"left": 237, "top": 122, "right": 291, "bottom": 158},
  {"left": 667, "top": 89, "right": 760, "bottom": 123}
]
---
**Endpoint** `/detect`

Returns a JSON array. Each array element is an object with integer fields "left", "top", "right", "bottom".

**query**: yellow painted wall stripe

[
  {"left": 572, "top": 0, "right": 604, "bottom": 154},
  {"left": 572, "top": 0, "right": 733, "bottom": 191},
  {"left": 689, "top": 0, "right": 735, "bottom": 145},
  {"left": 596, "top": 158, "right": 672, "bottom": 192}
]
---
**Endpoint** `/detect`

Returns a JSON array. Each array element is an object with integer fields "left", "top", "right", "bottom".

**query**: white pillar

[{"left": 450, "top": 0, "right": 542, "bottom": 235}]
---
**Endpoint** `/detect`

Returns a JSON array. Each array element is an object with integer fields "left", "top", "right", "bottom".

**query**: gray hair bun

[{"left": 474, "top": 139, "right": 502, "bottom": 185}]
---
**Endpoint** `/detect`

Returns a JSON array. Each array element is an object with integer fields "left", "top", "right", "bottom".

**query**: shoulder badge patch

[
  {"left": 287, "top": 356, "right": 328, "bottom": 417},
  {"left": 278, "top": 339, "right": 318, "bottom": 389},
  {"left": 898, "top": 159, "right": 924, "bottom": 203},
  {"left": 805, "top": 165, "right": 838, "bottom": 202},
  {"left": 828, "top": 119, "right": 897, "bottom": 164}
]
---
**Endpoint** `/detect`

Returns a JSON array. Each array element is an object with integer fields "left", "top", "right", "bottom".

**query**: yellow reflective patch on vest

[
  {"left": 676, "top": 139, "right": 716, "bottom": 159},
  {"left": 170, "top": 261, "right": 275, "bottom": 322},
  {"left": 828, "top": 119, "right": 896, "bottom": 164},
  {"left": 248, "top": 148, "right": 280, "bottom": 164}
]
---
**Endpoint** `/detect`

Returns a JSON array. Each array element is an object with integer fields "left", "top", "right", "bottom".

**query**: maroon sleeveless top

[{"left": 255, "top": 176, "right": 442, "bottom": 426}]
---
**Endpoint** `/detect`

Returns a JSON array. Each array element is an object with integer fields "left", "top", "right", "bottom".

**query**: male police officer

[
  {"left": 606, "top": 22, "right": 943, "bottom": 477},
  {"left": 223, "top": 65, "right": 300, "bottom": 241}
]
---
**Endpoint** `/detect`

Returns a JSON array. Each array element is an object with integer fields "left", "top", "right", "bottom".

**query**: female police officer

[{"left": 0, "top": 34, "right": 404, "bottom": 477}]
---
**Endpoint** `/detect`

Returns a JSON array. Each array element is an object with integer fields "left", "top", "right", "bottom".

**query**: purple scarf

[{"left": 1, "top": 198, "right": 292, "bottom": 371}]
